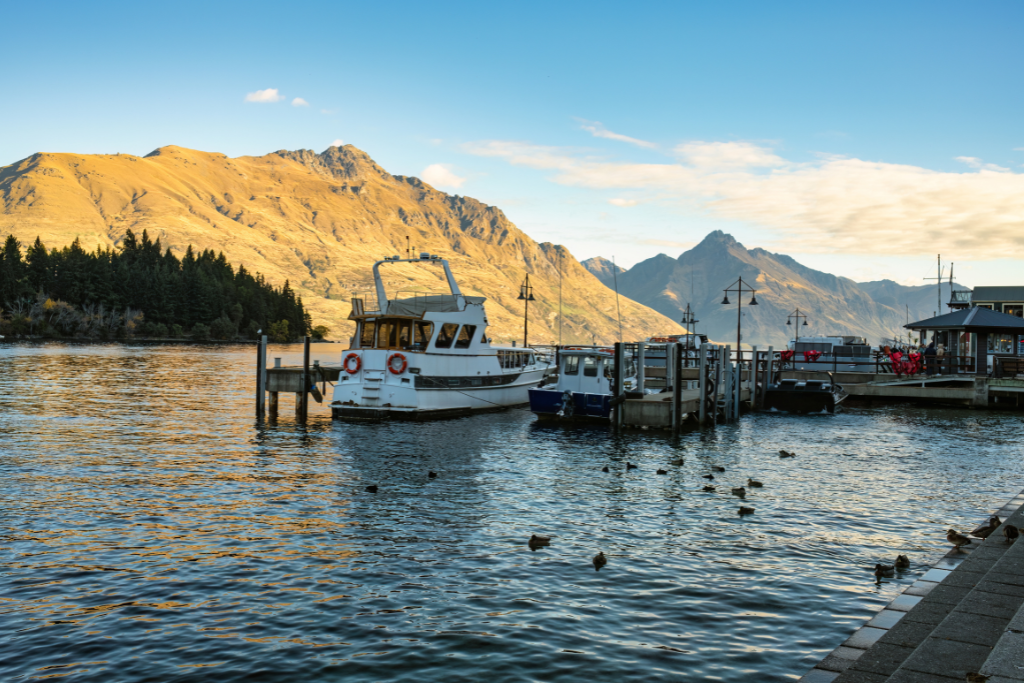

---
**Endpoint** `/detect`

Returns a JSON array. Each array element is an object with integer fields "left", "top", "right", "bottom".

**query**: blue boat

[{"left": 529, "top": 346, "right": 637, "bottom": 420}]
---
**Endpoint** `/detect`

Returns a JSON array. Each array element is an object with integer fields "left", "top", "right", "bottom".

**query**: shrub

[
  {"left": 209, "top": 315, "right": 236, "bottom": 340},
  {"left": 191, "top": 323, "right": 211, "bottom": 340},
  {"left": 268, "top": 319, "right": 290, "bottom": 343},
  {"left": 171, "top": 324, "right": 185, "bottom": 338},
  {"left": 311, "top": 325, "right": 330, "bottom": 341}
]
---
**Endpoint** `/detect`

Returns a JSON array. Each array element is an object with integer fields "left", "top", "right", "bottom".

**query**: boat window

[
  {"left": 359, "top": 321, "right": 376, "bottom": 348},
  {"left": 603, "top": 359, "right": 613, "bottom": 379},
  {"left": 583, "top": 356, "right": 598, "bottom": 377},
  {"left": 375, "top": 321, "right": 393, "bottom": 349},
  {"left": 396, "top": 320, "right": 412, "bottom": 349},
  {"left": 988, "top": 334, "right": 1015, "bottom": 354},
  {"left": 414, "top": 322, "right": 433, "bottom": 351},
  {"left": 455, "top": 325, "right": 476, "bottom": 349},
  {"left": 435, "top": 323, "right": 459, "bottom": 349},
  {"left": 564, "top": 356, "right": 579, "bottom": 375},
  {"left": 527, "top": 352, "right": 534, "bottom": 365}
]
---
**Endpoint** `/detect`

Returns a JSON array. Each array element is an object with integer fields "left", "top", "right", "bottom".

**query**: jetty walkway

[{"left": 801, "top": 489, "right": 1024, "bottom": 682}]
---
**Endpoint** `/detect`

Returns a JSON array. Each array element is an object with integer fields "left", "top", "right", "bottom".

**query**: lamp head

[
  {"left": 721, "top": 295, "right": 730, "bottom": 305},
  {"left": 786, "top": 319, "right": 791, "bottom": 325},
  {"left": 750, "top": 296, "right": 759, "bottom": 306},
  {"left": 517, "top": 292, "right": 526, "bottom": 300},
  {"left": 528, "top": 293, "right": 536, "bottom": 301},
  {"left": 803, "top": 320, "right": 808, "bottom": 326}
]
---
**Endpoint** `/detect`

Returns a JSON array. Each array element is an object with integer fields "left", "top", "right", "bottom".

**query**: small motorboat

[
  {"left": 528, "top": 346, "right": 637, "bottom": 421},
  {"left": 763, "top": 373, "right": 847, "bottom": 414}
]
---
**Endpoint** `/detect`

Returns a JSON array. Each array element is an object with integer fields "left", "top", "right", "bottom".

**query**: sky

[{"left": 3, "top": 0, "right": 1023, "bottom": 287}]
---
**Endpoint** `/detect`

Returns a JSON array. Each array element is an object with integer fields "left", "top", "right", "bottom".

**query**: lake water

[{"left": 1, "top": 343, "right": 1022, "bottom": 682}]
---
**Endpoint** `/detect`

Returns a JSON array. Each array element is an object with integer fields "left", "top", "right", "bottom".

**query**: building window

[
  {"left": 1003, "top": 304, "right": 1023, "bottom": 318},
  {"left": 988, "top": 334, "right": 1015, "bottom": 354}
]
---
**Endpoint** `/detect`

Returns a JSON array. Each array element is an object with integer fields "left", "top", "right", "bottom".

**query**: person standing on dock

[{"left": 924, "top": 340, "right": 937, "bottom": 376}]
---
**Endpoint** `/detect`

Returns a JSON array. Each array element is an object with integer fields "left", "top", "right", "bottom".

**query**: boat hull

[
  {"left": 528, "top": 387, "right": 612, "bottom": 420},
  {"left": 763, "top": 381, "right": 847, "bottom": 414}
]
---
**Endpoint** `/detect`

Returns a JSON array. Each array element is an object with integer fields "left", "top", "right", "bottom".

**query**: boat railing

[
  {"left": 351, "top": 292, "right": 381, "bottom": 316},
  {"left": 774, "top": 353, "right": 978, "bottom": 376}
]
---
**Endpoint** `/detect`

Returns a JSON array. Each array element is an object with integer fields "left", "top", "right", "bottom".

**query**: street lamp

[
  {"left": 720, "top": 277, "right": 759, "bottom": 354},
  {"left": 517, "top": 274, "right": 536, "bottom": 348},
  {"left": 680, "top": 303, "right": 699, "bottom": 336},
  {"left": 786, "top": 308, "right": 809, "bottom": 344}
]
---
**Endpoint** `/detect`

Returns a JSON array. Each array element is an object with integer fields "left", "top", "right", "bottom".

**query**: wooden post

[
  {"left": 763, "top": 346, "right": 773, "bottom": 408},
  {"left": 269, "top": 391, "right": 279, "bottom": 418},
  {"left": 637, "top": 342, "right": 646, "bottom": 393},
  {"left": 613, "top": 342, "right": 624, "bottom": 427},
  {"left": 750, "top": 345, "right": 758, "bottom": 410},
  {"left": 734, "top": 352, "right": 742, "bottom": 419},
  {"left": 255, "top": 336, "right": 265, "bottom": 418},
  {"left": 300, "top": 335, "right": 311, "bottom": 421},
  {"left": 722, "top": 346, "right": 731, "bottom": 422},
  {"left": 698, "top": 342, "right": 707, "bottom": 426},
  {"left": 672, "top": 343, "right": 682, "bottom": 432}
]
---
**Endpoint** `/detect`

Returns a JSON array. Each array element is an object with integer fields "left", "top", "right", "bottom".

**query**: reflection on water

[{"left": 1, "top": 342, "right": 1021, "bottom": 682}]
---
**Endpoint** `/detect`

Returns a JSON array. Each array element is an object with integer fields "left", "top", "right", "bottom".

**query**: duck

[
  {"left": 747, "top": 478, "right": 763, "bottom": 488},
  {"left": 970, "top": 516, "right": 1002, "bottom": 539},
  {"left": 712, "top": 466, "right": 726, "bottom": 472},
  {"left": 779, "top": 450, "right": 795, "bottom": 458},
  {"left": 703, "top": 485, "right": 716, "bottom": 492},
  {"left": 894, "top": 554, "right": 910, "bottom": 569},
  {"left": 738, "top": 506, "right": 755, "bottom": 515},
  {"left": 626, "top": 462, "right": 638, "bottom": 470},
  {"left": 670, "top": 458, "right": 684, "bottom": 466},
  {"left": 731, "top": 486, "right": 746, "bottom": 497},
  {"left": 947, "top": 529, "right": 972, "bottom": 552},
  {"left": 365, "top": 485, "right": 379, "bottom": 493},
  {"left": 528, "top": 534, "right": 551, "bottom": 549},
  {"left": 593, "top": 551, "right": 607, "bottom": 570},
  {"left": 1004, "top": 525, "right": 1020, "bottom": 544},
  {"left": 874, "top": 564, "right": 895, "bottom": 578},
  {"left": 656, "top": 469, "right": 668, "bottom": 475},
  {"left": 601, "top": 466, "right": 610, "bottom": 473},
  {"left": 701, "top": 474, "right": 715, "bottom": 480},
  {"left": 428, "top": 471, "right": 438, "bottom": 479}
]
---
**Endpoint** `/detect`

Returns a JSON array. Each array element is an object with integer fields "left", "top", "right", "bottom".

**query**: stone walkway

[{"left": 800, "top": 488, "right": 1024, "bottom": 683}]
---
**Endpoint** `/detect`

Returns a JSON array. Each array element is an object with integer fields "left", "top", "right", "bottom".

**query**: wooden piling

[
  {"left": 750, "top": 346, "right": 758, "bottom": 410},
  {"left": 299, "top": 335, "right": 311, "bottom": 421},
  {"left": 269, "top": 391, "right": 279, "bottom": 418},
  {"left": 613, "top": 342, "right": 624, "bottom": 428},
  {"left": 762, "top": 346, "right": 773, "bottom": 408},
  {"left": 672, "top": 343, "right": 682, "bottom": 432},
  {"left": 637, "top": 342, "right": 646, "bottom": 393},
  {"left": 255, "top": 336, "right": 266, "bottom": 418},
  {"left": 698, "top": 342, "right": 707, "bottom": 426}
]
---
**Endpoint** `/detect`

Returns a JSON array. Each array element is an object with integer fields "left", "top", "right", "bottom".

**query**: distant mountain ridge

[
  {"left": 0, "top": 144, "right": 683, "bottom": 343},
  {"left": 584, "top": 231, "right": 966, "bottom": 347}
]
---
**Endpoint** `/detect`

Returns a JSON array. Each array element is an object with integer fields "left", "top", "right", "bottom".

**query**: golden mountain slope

[{"left": 0, "top": 144, "right": 683, "bottom": 343}]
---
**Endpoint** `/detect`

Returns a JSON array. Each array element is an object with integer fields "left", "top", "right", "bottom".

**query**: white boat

[
  {"left": 528, "top": 346, "right": 637, "bottom": 420},
  {"left": 331, "top": 254, "right": 550, "bottom": 420},
  {"left": 786, "top": 335, "right": 877, "bottom": 372}
]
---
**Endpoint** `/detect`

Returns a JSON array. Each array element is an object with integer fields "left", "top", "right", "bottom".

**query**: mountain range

[
  {"left": 0, "top": 145, "right": 682, "bottom": 344},
  {"left": 583, "top": 232, "right": 966, "bottom": 348}
]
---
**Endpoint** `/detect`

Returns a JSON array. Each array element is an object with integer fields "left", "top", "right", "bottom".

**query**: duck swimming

[
  {"left": 626, "top": 462, "right": 638, "bottom": 470},
  {"left": 428, "top": 471, "right": 438, "bottom": 479},
  {"left": 894, "top": 554, "right": 910, "bottom": 569},
  {"left": 701, "top": 474, "right": 715, "bottom": 480},
  {"left": 738, "top": 506, "right": 755, "bottom": 515},
  {"left": 874, "top": 564, "right": 895, "bottom": 577},
  {"left": 529, "top": 534, "right": 551, "bottom": 549},
  {"left": 712, "top": 466, "right": 725, "bottom": 472},
  {"left": 703, "top": 485, "right": 716, "bottom": 492},
  {"left": 601, "top": 466, "right": 609, "bottom": 472},
  {"left": 779, "top": 450, "right": 795, "bottom": 458},
  {"left": 593, "top": 552, "right": 607, "bottom": 570},
  {"left": 747, "top": 478, "right": 763, "bottom": 488},
  {"left": 670, "top": 458, "right": 684, "bottom": 466},
  {"left": 656, "top": 469, "right": 668, "bottom": 475},
  {"left": 731, "top": 486, "right": 746, "bottom": 497},
  {"left": 365, "top": 485, "right": 379, "bottom": 493}
]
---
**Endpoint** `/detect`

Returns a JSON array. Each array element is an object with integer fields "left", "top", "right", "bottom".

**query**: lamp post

[
  {"left": 681, "top": 303, "right": 699, "bottom": 336},
  {"left": 517, "top": 274, "right": 536, "bottom": 348},
  {"left": 720, "top": 277, "right": 759, "bottom": 357},
  {"left": 786, "top": 308, "right": 809, "bottom": 344}
]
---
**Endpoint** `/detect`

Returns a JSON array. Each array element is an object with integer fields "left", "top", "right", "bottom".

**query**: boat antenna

[
  {"left": 612, "top": 255, "right": 623, "bottom": 343},
  {"left": 948, "top": 262, "right": 954, "bottom": 311},
  {"left": 923, "top": 254, "right": 944, "bottom": 318},
  {"left": 558, "top": 247, "right": 563, "bottom": 345}
]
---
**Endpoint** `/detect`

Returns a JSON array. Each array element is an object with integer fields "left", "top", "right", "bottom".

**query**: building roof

[
  {"left": 972, "top": 286, "right": 1024, "bottom": 302},
  {"left": 906, "top": 306, "right": 1024, "bottom": 331}
]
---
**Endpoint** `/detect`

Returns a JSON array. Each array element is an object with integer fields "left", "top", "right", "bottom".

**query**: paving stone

[
  {"left": 898, "top": 636, "right": 993, "bottom": 679},
  {"left": 976, "top": 579, "right": 1024, "bottom": 598},
  {"left": 933, "top": 556, "right": 966, "bottom": 571},
  {"left": 798, "top": 668, "right": 841, "bottom": 683},
  {"left": 845, "top": 642, "right": 916, "bottom": 676},
  {"left": 1007, "top": 604, "right": 1024, "bottom": 632},
  {"left": 888, "top": 594, "right": 923, "bottom": 612},
  {"left": 904, "top": 581, "right": 940, "bottom": 597},
  {"left": 957, "top": 590, "right": 1024, "bottom": 620},
  {"left": 903, "top": 600, "right": 956, "bottom": 626},
  {"left": 935, "top": 568, "right": 986, "bottom": 588},
  {"left": 980, "top": 630, "right": 1024, "bottom": 680},
  {"left": 866, "top": 608, "right": 906, "bottom": 630},
  {"left": 921, "top": 568, "right": 953, "bottom": 583},
  {"left": 924, "top": 584, "right": 972, "bottom": 606},
  {"left": 832, "top": 669, "right": 890, "bottom": 683},
  {"left": 819, "top": 646, "right": 864, "bottom": 673},
  {"left": 958, "top": 547, "right": 1010, "bottom": 573},
  {"left": 930, "top": 611, "right": 1010, "bottom": 646},
  {"left": 876, "top": 618, "right": 940, "bottom": 649},
  {"left": 991, "top": 557, "right": 1024, "bottom": 577},
  {"left": 984, "top": 675, "right": 1024, "bottom": 683},
  {"left": 841, "top": 626, "right": 887, "bottom": 650},
  {"left": 885, "top": 669, "right": 966, "bottom": 682},
  {"left": 984, "top": 571, "right": 1024, "bottom": 588}
]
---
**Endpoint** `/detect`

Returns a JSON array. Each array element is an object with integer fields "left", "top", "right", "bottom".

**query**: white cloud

[
  {"left": 465, "top": 138, "right": 1024, "bottom": 259},
  {"left": 331, "top": 139, "right": 345, "bottom": 147},
  {"left": 422, "top": 164, "right": 466, "bottom": 189},
  {"left": 955, "top": 156, "right": 1009, "bottom": 172},
  {"left": 244, "top": 88, "right": 284, "bottom": 103},
  {"left": 292, "top": 97, "right": 309, "bottom": 107},
  {"left": 579, "top": 119, "right": 657, "bottom": 149},
  {"left": 608, "top": 198, "right": 638, "bottom": 207}
]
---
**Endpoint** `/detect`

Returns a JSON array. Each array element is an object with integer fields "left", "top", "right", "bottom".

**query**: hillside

[
  {"left": 592, "top": 231, "right": 964, "bottom": 347},
  {"left": 0, "top": 145, "right": 683, "bottom": 344},
  {"left": 580, "top": 256, "right": 624, "bottom": 288}
]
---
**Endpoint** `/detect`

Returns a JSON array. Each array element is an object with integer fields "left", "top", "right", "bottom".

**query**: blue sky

[{"left": 3, "top": 1, "right": 1023, "bottom": 286}]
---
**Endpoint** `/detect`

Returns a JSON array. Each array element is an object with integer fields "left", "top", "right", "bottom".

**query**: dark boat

[{"left": 763, "top": 374, "right": 847, "bottom": 414}]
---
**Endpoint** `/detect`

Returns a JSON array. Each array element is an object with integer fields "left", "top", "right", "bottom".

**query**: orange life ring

[
  {"left": 343, "top": 353, "right": 361, "bottom": 374},
  {"left": 387, "top": 352, "right": 407, "bottom": 375}
]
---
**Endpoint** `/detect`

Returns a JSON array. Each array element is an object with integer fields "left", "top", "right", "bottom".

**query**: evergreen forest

[{"left": 0, "top": 230, "right": 313, "bottom": 342}]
